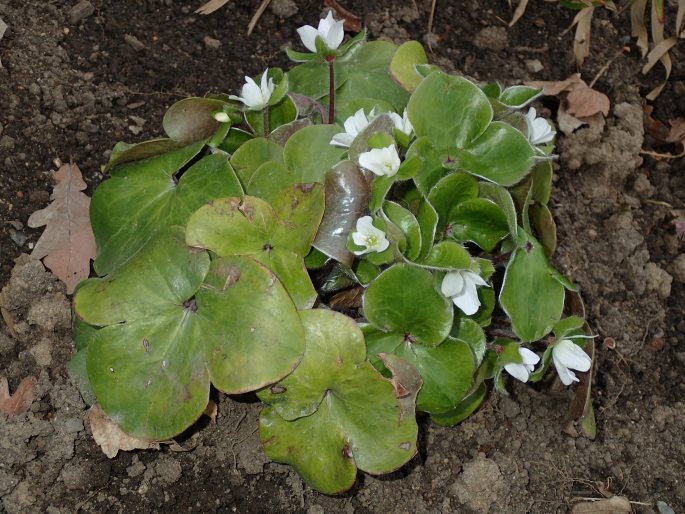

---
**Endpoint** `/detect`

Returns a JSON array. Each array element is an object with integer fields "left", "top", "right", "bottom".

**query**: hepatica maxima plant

[{"left": 71, "top": 12, "right": 594, "bottom": 494}]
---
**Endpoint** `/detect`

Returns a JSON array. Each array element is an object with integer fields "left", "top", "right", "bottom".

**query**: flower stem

[
  {"left": 262, "top": 106, "right": 270, "bottom": 137},
  {"left": 327, "top": 57, "right": 335, "bottom": 124}
]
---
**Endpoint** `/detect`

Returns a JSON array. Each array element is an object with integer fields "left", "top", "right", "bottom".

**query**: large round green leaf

[
  {"left": 186, "top": 193, "right": 323, "bottom": 309},
  {"left": 499, "top": 231, "right": 565, "bottom": 342},
  {"left": 91, "top": 147, "right": 243, "bottom": 276},
  {"left": 407, "top": 71, "right": 492, "bottom": 153},
  {"left": 75, "top": 227, "right": 304, "bottom": 440},
  {"left": 363, "top": 264, "right": 453, "bottom": 346},
  {"left": 366, "top": 330, "right": 474, "bottom": 414},
  {"left": 427, "top": 172, "right": 479, "bottom": 232},
  {"left": 259, "top": 310, "right": 419, "bottom": 495},
  {"left": 287, "top": 60, "right": 349, "bottom": 100},
  {"left": 230, "top": 137, "right": 284, "bottom": 186},
  {"left": 456, "top": 122, "right": 535, "bottom": 187},
  {"left": 162, "top": 97, "right": 225, "bottom": 143}
]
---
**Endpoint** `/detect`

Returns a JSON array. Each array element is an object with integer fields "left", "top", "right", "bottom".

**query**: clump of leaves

[{"left": 70, "top": 12, "right": 594, "bottom": 494}]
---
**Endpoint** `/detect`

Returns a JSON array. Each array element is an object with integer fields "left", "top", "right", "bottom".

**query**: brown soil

[{"left": 1, "top": 1, "right": 684, "bottom": 512}]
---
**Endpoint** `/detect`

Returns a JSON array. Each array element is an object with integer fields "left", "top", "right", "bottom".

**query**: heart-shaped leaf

[
  {"left": 75, "top": 227, "right": 304, "bottom": 440},
  {"left": 427, "top": 172, "right": 479, "bottom": 232},
  {"left": 366, "top": 329, "right": 474, "bottom": 414},
  {"left": 230, "top": 137, "right": 284, "bottom": 186},
  {"left": 186, "top": 192, "right": 324, "bottom": 309},
  {"left": 420, "top": 240, "right": 471, "bottom": 270},
  {"left": 259, "top": 309, "right": 419, "bottom": 495},
  {"left": 500, "top": 231, "right": 565, "bottom": 342},
  {"left": 363, "top": 264, "right": 453, "bottom": 346},
  {"left": 287, "top": 60, "right": 349, "bottom": 100},
  {"left": 407, "top": 71, "right": 492, "bottom": 153},
  {"left": 91, "top": 148, "right": 243, "bottom": 275},
  {"left": 407, "top": 137, "right": 446, "bottom": 194},
  {"left": 430, "top": 382, "right": 487, "bottom": 426}
]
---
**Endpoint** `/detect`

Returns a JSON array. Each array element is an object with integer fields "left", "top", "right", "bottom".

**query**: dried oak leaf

[
  {"left": 27, "top": 162, "right": 96, "bottom": 294},
  {"left": 0, "top": 376, "right": 37, "bottom": 416},
  {"left": 89, "top": 404, "right": 161, "bottom": 458}
]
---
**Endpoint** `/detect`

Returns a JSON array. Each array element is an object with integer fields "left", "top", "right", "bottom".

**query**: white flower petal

[
  {"left": 326, "top": 18, "right": 345, "bottom": 50},
  {"left": 359, "top": 145, "right": 401, "bottom": 177},
  {"left": 319, "top": 11, "right": 334, "bottom": 33},
  {"left": 554, "top": 340, "right": 592, "bottom": 372},
  {"left": 454, "top": 279, "right": 481, "bottom": 315},
  {"left": 213, "top": 112, "right": 230, "bottom": 123},
  {"left": 464, "top": 270, "right": 489, "bottom": 287},
  {"left": 553, "top": 353, "right": 579, "bottom": 385},
  {"left": 352, "top": 231, "right": 367, "bottom": 247},
  {"left": 296, "top": 25, "right": 319, "bottom": 52},
  {"left": 355, "top": 215, "right": 374, "bottom": 232},
  {"left": 441, "top": 272, "right": 465, "bottom": 298},
  {"left": 330, "top": 133, "right": 355, "bottom": 147},
  {"left": 518, "top": 347, "right": 540, "bottom": 366},
  {"left": 504, "top": 362, "right": 530, "bottom": 383}
]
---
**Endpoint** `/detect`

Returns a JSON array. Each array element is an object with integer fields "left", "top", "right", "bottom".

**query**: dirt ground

[{"left": 1, "top": 0, "right": 684, "bottom": 512}]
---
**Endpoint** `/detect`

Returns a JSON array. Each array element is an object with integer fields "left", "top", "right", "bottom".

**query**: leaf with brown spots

[
  {"left": 27, "top": 162, "right": 95, "bottom": 294},
  {"left": 88, "top": 404, "right": 161, "bottom": 458},
  {"left": 0, "top": 376, "right": 37, "bottom": 416}
]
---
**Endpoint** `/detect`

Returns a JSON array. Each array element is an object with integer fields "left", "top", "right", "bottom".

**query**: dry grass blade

[
  {"left": 573, "top": 7, "right": 594, "bottom": 68},
  {"left": 509, "top": 0, "right": 529, "bottom": 27},
  {"left": 645, "top": 0, "right": 672, "bottom": 100},
  {"left": 631, "top": 0, "right": 649, "bottom": 56},
  {"left": 427, "top": 0, "right": 437, "bottom": 51},
  {"left": 195, "top": 0, "right": 230, "bottom": 15},
  {"left": 247, "top": 0, "right": 272, "bottom": 36}
]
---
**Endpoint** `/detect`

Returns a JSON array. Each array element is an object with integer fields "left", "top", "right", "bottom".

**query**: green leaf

[
  {"left": 478, "top": 182, "right": 518, "bottom": 238},
  {"left": 287, "top": 60, "right": 348, "bottom": 99},
  {"left": 230, "top": 137, "right": 284, "bottom": 186},
  {"left": 390, "top": 40, "right": 428, "bottom": 92},
  {"left": 419, "top": 240, "right": 471, "bottom": 270},
  {"left": 500, "top": 232, "right": 565, "bottom": 342},
  {"left": 283, "top": 124, "right": 346, "bottom": 183},
  {"left": 75, "top": 228, "right": 304, "bottom": 439},
  {"left": 366, "top": 331, "right": 474, "bottom": 414},
  {"left": 416, "top": 199, "right": 438, "bottom": 260},
  {"left": 92, "top": 148, "right": 243, "bottom": 276},
  {"left": 430, "top": 382, "right": 486, "bottom": 426},
  {"left": 456, "top": 121, "right": 535, "bottom": 187},
  {"left": 427, "top": 172, "right": 479, "bottom": 232},
  {"left": 480, "top": 82, "right": 502, "bottom": 98},
  {"left": 313, "top": 161, "right": 370, "bottom": 267},
  {"left": 408, "top": 137, "right": 446, "bottom": 194},
  {"left": 68, "top": 348, "right": 96, "bottom": 405},
  {"left": 269, "top": 118, "right": 313, "bottom": 147},
  {"left": 383, "top": 201, "right": 421, "bottom": 261},
  {"left": 104, "top": 139, "right": 185, "bottom": 172},
  {"left": 271, "top": 183, "right": 326, "bottom": 255},
  {"left": 348, "top": 114, "right": 396, "bottom": 164},
  {"left": 246, "top": 161, "right": 299, "bottom": 202},
  {"left": 498, "top": 85, "right": 542, "bottom": 108},
  {"left": 407, "top": 71, "right": 492, "bottom": 153},
  {"left": 369, "top": 175, "right": 395, "bottom": 213},
  {"left": 451, "top": 318, "right": 487, "bottom": 367},
  {"left": 363, "top": 264, "right": 453, "bottom": 346},
  {"left": 531, "top": 159, "right": 553, "bottom": 205},
  {"left": 186, "top": 195, "right": 319, "bottom": 309},
  {"left": 553, "top": 316, "right": 585, "bottom": 340},
  {"left": 334, "top": 98, "right": 394, "bottom": 124},
  {"left": 530, "top": 203, "right": 557, "bottom": 258},
  {"left": 162, "top": 97, "right": 226, "bottom": 143},
  {"left": 219, "top": 128, "right": 254, "bottom": 154},
  {"left": 448, "top": 198, "right": 509, "bottom": 252},
  {"left": 334, "top": 41, "right": 410, "bottom": 112},
  {"left": 259, "top": 310, "right": 419, "bottom": 495}
]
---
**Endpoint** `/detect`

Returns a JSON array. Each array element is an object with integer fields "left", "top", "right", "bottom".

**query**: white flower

[
  {"left": 441, "top": 270, "right": 489, "bottom": 316},
  {"left": 388, "top": 109, "right": 413, "bottom": 136},
  {"left": 552, "top": 339, "right": 592, "bottom": 385},
  {"left": 504, "top": 347, "right": 540, "bottom": 383},
  {"left": 228, "top": 69, "right": 275, "bottom": 111},
  {"left": 358, "top": 144, "right": 401, "bottom": 177},
  {"left": 330, "top": 108, "right": 375, "bottom": 147},
  {"left": 351, "top": 216, "right": 389, "bottom": 255},
  {"left": 296, "top": 11, "right": 345, "bottom": 54},
  {"left": 524, "top": 107, "right": 556, "bottom": 145}
]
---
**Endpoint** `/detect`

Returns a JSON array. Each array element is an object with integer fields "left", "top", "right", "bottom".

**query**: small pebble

[{"left": 69, "top": 0, "right": 95, "bottom": 25}]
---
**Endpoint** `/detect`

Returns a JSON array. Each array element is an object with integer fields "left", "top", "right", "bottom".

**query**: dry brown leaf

[
  {"left": 509, "top": 0, "right": 530, "bottom": 27},
  {"left": 631, "top": 0, "right": 649, "bottom": 57},
  {"left": 27, "top": 162, "right": 95, "bottom": 294},
  {"left": 203, "top": 399, "right": 218, "bottom": 423},
  {"left": 528, "top": 74, "right": 610, "bottom": 118},
  {"left": 570, "top": 495, "right": 631, "bottom": 513},
  {"left": 0, "top": 376, "right": 37, "bottom": 416},
  {"left": 572, "top": 7, "right": 594, "bottom": 68},
  {"left": 324, "top": 0, "right": 362, "bottom": 32},
  {"left": 89, "top": 404, "right": 160, "bottom": 458},
  {"left": 195, "top": 0, "right": 230, "bottom": 15}
]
